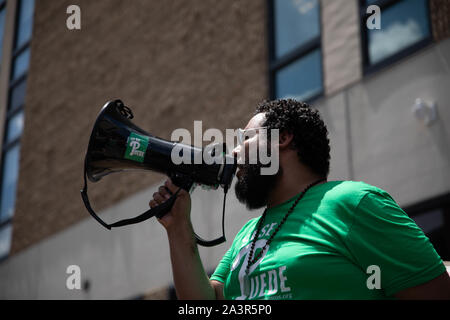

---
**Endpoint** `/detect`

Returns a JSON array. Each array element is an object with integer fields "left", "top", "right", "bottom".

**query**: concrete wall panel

[{"left": 348, "top": 40, "right": 450, "bottom": 206}]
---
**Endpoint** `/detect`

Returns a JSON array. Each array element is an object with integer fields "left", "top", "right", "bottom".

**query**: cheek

[
  {"left": 257, "top": 135, "right": 268, "bottom": 151},
  {"left": 235, "top": 136, "right": 261, "bottom": 164}
]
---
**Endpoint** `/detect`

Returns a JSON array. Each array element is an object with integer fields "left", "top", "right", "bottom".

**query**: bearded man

[{"left": 149, "top": 99, "right": 450, "bottom": 300}]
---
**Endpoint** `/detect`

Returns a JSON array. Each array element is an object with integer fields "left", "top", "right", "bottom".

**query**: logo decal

[{"left": 124, "top": 132, "right": 149, "bottom": 163}]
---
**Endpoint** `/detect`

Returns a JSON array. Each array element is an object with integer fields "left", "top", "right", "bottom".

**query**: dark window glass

[
  {"left": 275, "top": 48, "right": 322, "bottom": 100},
  {"left": 410, "top": 208, "right": 450, "bottom": 261},
  {"left": 366, "top": 0, "right": 430, "bottom": 65},
  {"left": 274, "top": 0, "right": 320, "bottom": 59},
  {"left": 9, "top": 80, "right": 27, "bottom": 111},
  {"left": 14, "top": 0, "right": 35, "bottom": 50},
  {"left": 11, "top": 47, "right": 30, "bottom": 81},
  {"left": 0, "top": 145, "right": 21, "bottom": 223},
  {"left": 413, "top": 209, "right": 444, "bottom": 235}
]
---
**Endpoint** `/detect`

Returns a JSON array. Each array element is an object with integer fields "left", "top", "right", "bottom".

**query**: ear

[{"left": 279, "top": 130, "right": 294, "bottom": 150}]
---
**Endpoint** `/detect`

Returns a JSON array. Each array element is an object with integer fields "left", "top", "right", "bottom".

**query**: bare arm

[
  {"left": 394, "top": 271, "right": 450, "bottom": 300},
  {"left": 211, "top": 280, "right": 225, "bottom": 300},
  {"left": 165, "top": 218, "right": 217, "bottom": 299},
  {"left": 150, "top": 179, "right": 223, "bottom": 300}
]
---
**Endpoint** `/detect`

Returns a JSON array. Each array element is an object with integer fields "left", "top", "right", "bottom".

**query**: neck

[{"left": 266, "top": 167, "right": 326, "bottom": 209}]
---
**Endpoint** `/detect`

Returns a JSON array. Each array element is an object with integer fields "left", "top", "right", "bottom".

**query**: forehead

[{"left": 244, "top": 113, "right": 266, "bottom": 130}]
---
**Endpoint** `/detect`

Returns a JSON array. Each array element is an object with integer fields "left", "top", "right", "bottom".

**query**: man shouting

[{"left": 149, "top": 99, "right": 450, "bottom": 300}]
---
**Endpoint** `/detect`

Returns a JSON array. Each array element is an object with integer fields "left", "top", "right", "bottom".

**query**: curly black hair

[{"left": 255, "top": 99, "right": 330, "bottom": 178}]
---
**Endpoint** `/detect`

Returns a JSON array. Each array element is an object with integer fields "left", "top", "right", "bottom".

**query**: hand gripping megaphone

[{"left": 80, "top": 100, "right": 237, "bottom": 247}]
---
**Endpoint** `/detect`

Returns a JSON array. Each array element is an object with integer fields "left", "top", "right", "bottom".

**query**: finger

[
  {"left": 153, "top": 192, "right": 166, "bottom": 204},
  {"left": 158, "top": 186, "right": 172, "bottom": 199},
  {"left": 149, "top": 200, "right": 158, "bottom": 208}
]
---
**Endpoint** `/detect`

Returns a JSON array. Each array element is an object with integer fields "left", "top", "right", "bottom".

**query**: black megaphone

[{"left": 80, "top": 99, "right": 237, "bottom": 247}]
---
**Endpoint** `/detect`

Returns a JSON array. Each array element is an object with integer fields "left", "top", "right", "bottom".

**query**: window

[
  {"left": 14, "top": 0, "right": 34, "bottom": 50},
  {"left": 0, "top": 0, "right": 35, "bottom": 260},
  {"left": 361, "top": 0, "right": 432, "bottom": 73},
  {"left": 268, "top": 0, "right": 323, "bottom": 101}
]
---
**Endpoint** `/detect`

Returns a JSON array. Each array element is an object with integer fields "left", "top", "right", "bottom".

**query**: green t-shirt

[{"left": 210, "top": 181, "right": 446, "bottom": 300}]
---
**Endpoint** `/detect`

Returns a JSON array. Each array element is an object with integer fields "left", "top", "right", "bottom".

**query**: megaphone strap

[
  {"left": 109, "top": 188, "right": 182, "bottom": 227},
  {"left": 80, "top": 159, "right": 227, "bottom": 247},
  {"left": 81, "top": 159, "right": 112, "bottom": 230},
  {"left": 193, "top": 189, "right": 227, "bottom": 247},
  {"left": 80, "top": 159, "right": 182, "bottom": 229}
]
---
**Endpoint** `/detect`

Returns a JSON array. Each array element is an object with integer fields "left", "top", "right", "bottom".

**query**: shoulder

[
  {"left": 321, "top": 180, "right": 390, "bottom": 207},
  {"left": 339, "top": 181, "right": 408, "bottom": 227},
  {"left": 326, "top": 180, "right": 388, "bottom": 194},
  {"left": 317, "top": 181, "right": 400, "bottom": 220}
]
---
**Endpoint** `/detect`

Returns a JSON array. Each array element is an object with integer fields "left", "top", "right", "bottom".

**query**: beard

[{"left": 234, "top": 163, "right": 282, "bottom": 210}]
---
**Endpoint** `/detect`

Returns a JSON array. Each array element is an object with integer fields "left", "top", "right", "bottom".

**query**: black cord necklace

[{"left": 242, "top": 178, "right": 325, "bottom": 296}]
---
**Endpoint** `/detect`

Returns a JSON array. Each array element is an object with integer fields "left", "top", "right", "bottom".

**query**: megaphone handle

[{"left": 168, "top": 172, "right": 195, "bottom": 192}]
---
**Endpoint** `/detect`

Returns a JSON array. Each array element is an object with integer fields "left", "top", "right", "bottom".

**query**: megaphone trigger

[{"left": 168, "top": 172, "right": 195, "bottom": 192}]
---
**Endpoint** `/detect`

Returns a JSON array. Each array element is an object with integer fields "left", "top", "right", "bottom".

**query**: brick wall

[
  {"left": 430, "top": 0, "right": 450, "bottom": 41},
  {"left": 11, "top": 0, "right": 267, "bottom": 254}
]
